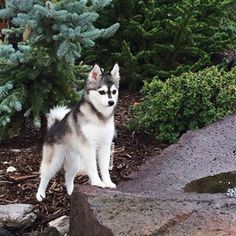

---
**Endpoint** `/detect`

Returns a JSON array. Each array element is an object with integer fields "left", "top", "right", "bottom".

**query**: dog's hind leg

[{"left": 36, "top": 145, "right": 64, "bottom": 201}]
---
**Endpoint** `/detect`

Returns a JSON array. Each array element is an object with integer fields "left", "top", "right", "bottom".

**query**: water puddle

[{"left": 184, "top": 171, "right": 236, "bottom": 195}]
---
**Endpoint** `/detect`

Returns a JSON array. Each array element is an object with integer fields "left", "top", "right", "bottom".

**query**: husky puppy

[{"left": 36, "top": 64, "right": 119, "bottom": 201}]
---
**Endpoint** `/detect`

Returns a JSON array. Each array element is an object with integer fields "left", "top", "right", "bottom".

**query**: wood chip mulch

[{"left": 0, "top": 91, "right": 167, "bottom": 235}]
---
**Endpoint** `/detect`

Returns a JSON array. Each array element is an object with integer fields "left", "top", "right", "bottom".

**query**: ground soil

[{"left": 0, "top": 91, "right": 167, "bottom": 235}]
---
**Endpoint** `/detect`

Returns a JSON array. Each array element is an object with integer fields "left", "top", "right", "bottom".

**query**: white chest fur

[
  {"left": 82, "top": 118, "right": 115, "bottom": 146},
  {"left": 78, "top": 102, "right": 115, "bottom": 146}
]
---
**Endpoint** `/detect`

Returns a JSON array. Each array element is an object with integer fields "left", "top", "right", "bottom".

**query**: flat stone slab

[{"left": 70, "top": 114, "right": 236, "bottom": 236}]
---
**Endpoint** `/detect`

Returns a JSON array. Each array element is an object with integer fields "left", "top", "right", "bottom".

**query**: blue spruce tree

[{"left": 0, "top": 0, "right": 119, "bottom": 138}]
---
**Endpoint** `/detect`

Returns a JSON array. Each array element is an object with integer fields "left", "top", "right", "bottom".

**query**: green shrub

[
  {"left": 129, "top": 66, "right": 236, "bottom": 143},
  {"left": 83, "top": 0, "right": 236, "bottom": 90}
]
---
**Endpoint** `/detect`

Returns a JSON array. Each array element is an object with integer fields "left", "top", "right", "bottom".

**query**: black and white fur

[{"left": 36, "top": 64, "right": 120, "bottom": 201}]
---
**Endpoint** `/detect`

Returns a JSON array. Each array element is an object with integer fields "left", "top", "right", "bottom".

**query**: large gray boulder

[{"left": 70, "top": 114, "right": 236, "bottom": 236}]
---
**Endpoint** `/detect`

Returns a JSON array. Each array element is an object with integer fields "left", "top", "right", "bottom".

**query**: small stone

[
  {"left": 226, "top": 187, "right": 236, "bottom": 198},
  {"left": 6, "top": 166, "right": 17, "bottom": 173},
  {"left": 116, "top": 163, "right": 126, "bottom": 170},
  {"left": 0, "top": 204, "right": 37, "bottom": 229},
  {"left": 49, "top": 215, "right": 69, "bottom": 236},
  {"left": 10, "top": 149, "right": 21, "bottom": 153}
]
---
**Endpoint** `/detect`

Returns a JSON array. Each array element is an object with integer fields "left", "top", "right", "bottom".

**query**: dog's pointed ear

[
  {"left": 110, "top": 63, "right": 120, "bottom": 81},
  {"left": 88, "top": 64, "right": 102, "bottom": 81}
]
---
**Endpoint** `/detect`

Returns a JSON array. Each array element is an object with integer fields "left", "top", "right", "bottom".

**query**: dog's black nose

[{"left": 108, "top": 100, "right": 114, "bottom": 106}]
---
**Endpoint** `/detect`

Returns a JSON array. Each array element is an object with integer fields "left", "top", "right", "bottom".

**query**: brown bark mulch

[{"left": 0, "top": 91, "right": 167, "bottom": 235}]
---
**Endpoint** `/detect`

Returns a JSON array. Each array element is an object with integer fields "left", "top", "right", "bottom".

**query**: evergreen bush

[
  {"left": 0, "top": 0, "right": 119, "bottom": 139},
  {"left": 129, "top": 66, "right": 236, "bottom": 143},
  {"left": 83, "top": 0, "right": 236, "bottom": 90}
]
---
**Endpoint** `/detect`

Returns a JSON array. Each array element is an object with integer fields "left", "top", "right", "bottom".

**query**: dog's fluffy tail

[{"left": 47, "top": 106, "right": 70, "bottom": 129}]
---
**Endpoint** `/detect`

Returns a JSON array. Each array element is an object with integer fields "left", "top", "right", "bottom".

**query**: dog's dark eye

[
  {"left": 99, "top": 90, "right": 106, "bottom": 95},
  {"left": 112, "top": 90, "right": 117, "bottom": 95}
]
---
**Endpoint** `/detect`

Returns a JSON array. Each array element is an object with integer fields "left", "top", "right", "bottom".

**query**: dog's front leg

[
  {"left": 79, "top": 145, "right": 105, "bottom": 188},
  {"left": 98, "top": 143, "right": 116, "bottom": 188}
]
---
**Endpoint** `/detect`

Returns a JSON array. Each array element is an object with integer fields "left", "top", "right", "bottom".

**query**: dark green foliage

[
  {"left": 83, "top": 0, "right": 236, "bottom": 90},
  {"left": 129, "top": 66, "right": 236, "bottom": 143}
]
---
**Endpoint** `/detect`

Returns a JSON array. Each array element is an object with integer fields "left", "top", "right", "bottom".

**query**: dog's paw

[
  {"left": 36, "top": 191, "right": 45, "bottom": 202},
  {"left": 91, "top": 180, "right": 106, "bottom": 188},
  {"left": 104, "top": 181, "right": 116, "bottom": 188}
]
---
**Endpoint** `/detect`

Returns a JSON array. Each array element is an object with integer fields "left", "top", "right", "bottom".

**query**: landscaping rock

[
  {"left": 0, "top": 228, "right": 15, "bottom": 236},
  {"left": 70, "top": 114, "right": 236, "bottom": 235},
  {"left": 6, "top": 166, "right": 16, "bottom": 173},
  {"left": 49, "top": 215, "right": 69, "bottom": 235},
  {"left": 0, "top": 204, "right": 36, "bottom": 229},
  {"left": 39, "top": 227, "right": 61, "bottom": 236}
]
